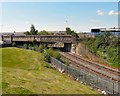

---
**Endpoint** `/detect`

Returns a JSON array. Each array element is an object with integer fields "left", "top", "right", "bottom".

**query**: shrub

[
  {"left": 44, "top": 49, "right": 51, "bottom": 62},
  {"left": 28, "top": 44, "right": 32, "bottom": 50},
  {"left": 23, "top": 43, "right": 28, "bottom": 49},
  {"left": 44, "top": 48, "right": 61, "bottom": 62},
  {"left": 39, "top": 45, "right": 44, "bottom": 53},
  {"left": 34, "top": 44, "right": 38, "bottom": 51},
  {"left": 12, "top": 42, "right": 16, "bottom": 47},
  {"left": 32, "top": 47, "right": 35, "bottom": 50},
  {"left": 65, "top": 60, "right": 70, "bottom": 66},
  {"left": 52, "top": 51, "right": 61, "bottom": 60}
]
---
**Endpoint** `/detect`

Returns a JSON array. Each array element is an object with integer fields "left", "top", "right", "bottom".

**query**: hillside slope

[
  {"left": 76, "top": 43, "right": 108, "bottom": 65},
  {"left": 80, "top": 32, "right": 119, "bottom": 68},
  {"left": 1, "top": 47, "right": 98, "bottom": 94}
]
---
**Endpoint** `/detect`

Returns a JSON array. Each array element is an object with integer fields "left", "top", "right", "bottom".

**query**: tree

[
  {"left": 65, "top": 27, "right": 79, "bottom": 38},
  {"left": 30, "top": 24, "right": 38, "bottom": 35},
  {"left": 38, "top": 30, "right": 49, "bottom": 35},
  {"left": 24, "top": 31, "right": 31, "bottom": 35},
  {"left": 66, "top": 27, "right": 72, "bottom": 35}
]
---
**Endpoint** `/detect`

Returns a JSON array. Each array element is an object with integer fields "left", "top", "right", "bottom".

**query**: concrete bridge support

[
  {"left": 64, "top": 43, "right": 76, "bottom": 53},
  {"left": 71, "top": 43, "right": 76, "bottom": 53},
  {"left": 64, "top": 43, "right": 71, "bottom": 52}
]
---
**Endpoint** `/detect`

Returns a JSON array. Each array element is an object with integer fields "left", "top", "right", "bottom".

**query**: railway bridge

[{"left": 1, "top": 35, "right": 77, "bottom": 52}]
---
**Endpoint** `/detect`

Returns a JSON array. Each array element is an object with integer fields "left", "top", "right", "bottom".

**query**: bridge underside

[{"left": 14, "top": 41, "right": 73, "bottom": 52}]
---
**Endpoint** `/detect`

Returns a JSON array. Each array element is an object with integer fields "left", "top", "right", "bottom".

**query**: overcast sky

[{"left": 0, "top": 2, "right": 119, "bottom": 33}]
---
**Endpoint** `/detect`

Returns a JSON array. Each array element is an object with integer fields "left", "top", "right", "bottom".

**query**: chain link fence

[{"left": 50, "top": 57, "right": 119, "bottom": 95}]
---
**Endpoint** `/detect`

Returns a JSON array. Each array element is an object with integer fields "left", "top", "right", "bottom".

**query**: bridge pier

[
  {"left": 71, "top": 43, "right": 76, "bottom": 53},
  {"left": 64, "top": 43, "right": 71, "bottom": 52}
]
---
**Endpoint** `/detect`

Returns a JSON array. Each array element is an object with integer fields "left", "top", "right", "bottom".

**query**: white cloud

[
  {"left": 108, "top": 10, "right": 120, "bottom": 15},
  {"left": 97, "top": 10, "right": 105, "bottom": 15}
]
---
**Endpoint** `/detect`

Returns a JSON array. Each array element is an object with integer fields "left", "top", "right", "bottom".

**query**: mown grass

[
  {"left": 1, "top": 47, "right": 99, "bottom": 94},
  {"left": 0, "top": 48, "right": 2, "bottom": 94}
]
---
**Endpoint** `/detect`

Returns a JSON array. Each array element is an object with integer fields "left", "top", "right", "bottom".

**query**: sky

[{"left": 0, "top": 2, "right": 119, "bottom": 33}]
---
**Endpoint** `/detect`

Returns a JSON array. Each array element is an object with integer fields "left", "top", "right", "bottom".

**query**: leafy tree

[
  {"left": 38, "top": 30, "right": 49, "bottom": 35},
  {"left": 24, "top": 31, "right": 31, "bottom": 35},
  {"left": 65, "top": 27, "right": 79, "bottom": 38},
  {"left": 48, "top": 32, "right": 54, "bottom": 35},
  {"left": 84, "top": 32, "right": 119, "bottom": 67},
  {"left": 66, "top": 27, "right": 72, "bottom": 35},
  {"left": 30, "top": 24, "right": 38, "bottom": 35}
]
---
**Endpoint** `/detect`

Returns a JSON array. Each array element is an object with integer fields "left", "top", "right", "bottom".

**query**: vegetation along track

[{"left": 60, "top": 52, "right": 120, "bottom": 83}]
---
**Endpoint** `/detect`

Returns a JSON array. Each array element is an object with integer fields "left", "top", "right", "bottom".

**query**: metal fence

[{"left": 50, "top": 57, "right": 120, "bottom": 95}]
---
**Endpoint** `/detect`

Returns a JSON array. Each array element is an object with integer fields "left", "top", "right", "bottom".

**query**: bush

[
  {"left": 28, "top": 44, "right": 32, "bottom": 50},
  {"left": 23, "top": 43, "right": 28, "bottom": 49},
  {"left": 32, "top": 47, "right": 35, "bottom": 50},
  {"left": 44, "top": 48, "right": 61, "bottom": 62},
  {"left": 65, "top": 60, "right": 70, "bottom": 66},
  {"left": 39, "top": 45, "right": 44, "bottom": 53},
  {"left": 12, "top": 42, "right": 16, "bottom": 47},
  {"left": 44, "top": 49, "right": 51, "bottom": 62},
  {"left": 52, "top": 51, "right": 61, "bottom": 60},
  {"left": 35, "top": 44, "right": 38, "bottom": 51}
]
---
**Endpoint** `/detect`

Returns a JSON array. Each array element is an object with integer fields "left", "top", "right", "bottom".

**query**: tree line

[
  {"left": 24, "top": 24, "right": 78, "bottom": 37},
  {"left": 83, "top": 32, "right": 120, "bottom": 67}
]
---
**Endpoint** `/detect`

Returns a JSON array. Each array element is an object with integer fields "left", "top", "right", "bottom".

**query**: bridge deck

[{"left": 2, "top": 35, "right": 76, "bottom": 43}]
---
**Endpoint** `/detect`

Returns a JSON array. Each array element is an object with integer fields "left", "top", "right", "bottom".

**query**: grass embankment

[
  {"left": 1, "top": 47, "right": 99, "bottom": 94},
  {"left": 0, "top": 48, "right": 2, "bottom": 94}
]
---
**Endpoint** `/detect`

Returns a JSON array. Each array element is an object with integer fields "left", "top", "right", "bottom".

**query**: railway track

[{"left": 60, "top": 52, "right": 120, "bottom": 83}]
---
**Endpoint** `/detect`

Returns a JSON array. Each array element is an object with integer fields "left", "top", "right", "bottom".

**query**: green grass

[
  {"left": 1, "top": 47, "right": 99, "bottom": 94},
  {"left": 0, "top": 48, "right": 2, "bottom": 94}
]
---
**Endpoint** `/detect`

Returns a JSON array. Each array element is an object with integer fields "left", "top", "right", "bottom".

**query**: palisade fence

[{"left": 50, "top": 57, "right": 119, "bottom": 95}]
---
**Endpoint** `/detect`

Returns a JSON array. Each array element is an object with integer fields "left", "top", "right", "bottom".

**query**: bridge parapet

[
  {"left": 2, "top": 35, "right": 76, "bottom": 43},
  {"left": 2, "top": 36, "right": 12, "bottom": 41}
]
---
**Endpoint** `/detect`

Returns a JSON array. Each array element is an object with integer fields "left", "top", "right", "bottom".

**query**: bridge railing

[
  {"left": 50, "top": 57, "right": 119, "bottom": 95},
  {"left": 2, "top": 35, "right": 76, "bottom": 43}
]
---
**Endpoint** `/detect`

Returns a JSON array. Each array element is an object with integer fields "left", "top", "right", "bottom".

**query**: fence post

[{"left": 113, "top": 82, "right": 114, "bottom": 95}]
